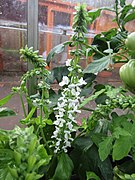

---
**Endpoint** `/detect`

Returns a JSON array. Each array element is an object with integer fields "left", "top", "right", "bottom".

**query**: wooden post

[{"left": 27, "top": 0, "right": 38, "bottom": 112}]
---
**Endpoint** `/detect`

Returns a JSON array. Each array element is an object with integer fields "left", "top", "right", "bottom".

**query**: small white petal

[
  {"left": 66, "top": 59, "right": 72, "bottom": 66},
  {"left": 59, "top": 76, "right": 69, "bottom": 87}
]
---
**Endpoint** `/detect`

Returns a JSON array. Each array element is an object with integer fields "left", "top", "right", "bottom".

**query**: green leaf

[
  {"left": 0, "top": 149, "right": 13, "bottom": 161},
  {"left": 89, "top": 132, "right": 105, "bottom": 146},
  {"left": 103, "top": 49, "right": 113, "bottom": 54},
  {"left": 106, "top": 86, "right": 124, "bottom": 98},
  {"left": 0, "top": 131, "right": 9, "bottom": 142},
  {"left": 118, "top": 159, "right": 135, "bottom": 174},
  {"left": 99, "top": 136, "right": 113, "bottom": 161},
  {"left": 53, "top": 153, "right": 74, "bottom": 180},
  {"left": 37, "top": 145, "right": 51, "bottom": 160},
  {"left": 124, "top": 12, "right": 135, "bottom": 24},
  {"left": 20, "top": 106, "right": 36, "bottom": 124},
  {"left": 131, "top": 174, "right": 135, "bottom": 178},
  {"left": 73, "top": 136, "right": 93, "bottom": 152},
  {"left": 124, "top": 174, "right": 135, "bottom": 179},
  {"left": 113, "top": 136, "right": 132, "bottom": 160},
  {"left": 45, "top": 119, "right": 53, "bottom": 125},
  {"left": 71, "top": 144, "right": 113, "bottom": 180},
  {"left": 0, "top": 107, "right": 16, "bottom": 117},
  {"left": 79, "top": 89, "right": 106, "bottom": 108},
  {"left": 0, "top": 168, "right": 13, "bottom": 180},
  {"left": 51, "top": 66, "right": 69, "bottom": 83},
  {"left": 113, "top": 127, "right": 131, "bottom": 139},
  {"left": 46, "top": 42, "right": 70, "bottom": 65},
  {"left": 83, "top": 56, "right": 110, "bottom": 74},
  {"left": 88, "top": 9, "right": 101, "bottom": 23},
  {"left": 46, "top": 43, "right": 65, "bottom": 65},
  {"left": 0, "top": 94, "right": 13, "bottom": 106},
  {"left": 86, "top": 171, "right": 100, "bottom": 180},
  {"left": 120, "top": 0, "right": 126, "bottom": 7},
  {"left": 120, "top": 4, "right": 133, "bottom": 20}
]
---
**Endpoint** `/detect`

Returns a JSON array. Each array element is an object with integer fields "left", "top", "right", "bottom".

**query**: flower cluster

[{"left": 51, "top": 59, "right": 87, "bottom": 153}]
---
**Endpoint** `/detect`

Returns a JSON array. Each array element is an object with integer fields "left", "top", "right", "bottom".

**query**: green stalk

[
  {"left": 81, "top": 107, "right": 93, "bottom": 111},
  {"left": 40, "top": 105, "right": 46, "bottom": 143},
  {"left": 83, "top": 42, "right": 105, "bottom": 57},
  {"left": 115, "top": 0, "right": 121, "bottom": 31},
  {"left": 19, "top": 91, "right": 27, "bottom": 118},
  {"left": 39, "top": 87, "right": 51, "bottom": 154}
]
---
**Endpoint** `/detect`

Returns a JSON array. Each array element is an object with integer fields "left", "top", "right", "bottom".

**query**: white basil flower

[
  {"left": 59, "top": 76, "right": 69, "bottom": 86},
  {"left": 66, "top": 59, "right": 72, "bottom": 66}
]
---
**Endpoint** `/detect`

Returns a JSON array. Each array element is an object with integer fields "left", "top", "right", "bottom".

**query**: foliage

[
  {"left": 84, "top": 0, "right": 135, "bottom": 74},
  {"left": 0, "top": 94, "right": 16, "bottom": 117},
  {"left": 1, "top": 0, "right": 135, "bottom": 179},
  {"left": 0, "top": 126, "right": 51, "bottom": 179}
]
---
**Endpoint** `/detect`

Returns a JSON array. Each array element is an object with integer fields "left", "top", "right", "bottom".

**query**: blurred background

[{"left": 0, "top": 0, "right": 135, "bottom": 73}]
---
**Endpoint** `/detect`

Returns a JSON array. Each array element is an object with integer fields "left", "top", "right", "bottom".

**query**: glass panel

[
  {"left": 0, "top": 0, "right": 27, "bottom": 73},
  {"left": 0, "top": 0, "right": 27, "bottom": 129},
  {"left": 38, "top": 0, "right": 73, "bottom": 68},
  {"left": 38, "top": 0, "right": 118, "bottom": 68},
  {"left": 53, "top": 11, "right": 70, "bottom": 26}
]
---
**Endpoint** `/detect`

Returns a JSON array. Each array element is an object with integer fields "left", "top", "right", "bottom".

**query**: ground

[{"left": 0, "top": 68, "right": 122, "bottom": 130}]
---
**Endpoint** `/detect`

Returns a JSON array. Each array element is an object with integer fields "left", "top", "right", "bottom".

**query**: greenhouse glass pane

[
  {"left": 38, "top": 0, "right": 118, "bottom": 68},
  {"left": 0, "top": 0, "right": 27, "bottom": 73},
  {"left": 38, "top": 0, "right": 135, "bottom": 68}
]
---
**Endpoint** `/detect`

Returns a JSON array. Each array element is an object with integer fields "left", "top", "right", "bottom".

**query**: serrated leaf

[
  {"left": 53, "top": 153, "right": 74, "bottom": 180},
  {"left": 99, "top": 136, "right": 113, "bottom": 161},
  {"left": 83, "top": 56, "right": 110, "bottom": 74},
  {"left": 113, "top": 136, "right": 132, "bottom": 160},
  {"left": 0, "top": 108, "right": 16, "bottom": 117}
]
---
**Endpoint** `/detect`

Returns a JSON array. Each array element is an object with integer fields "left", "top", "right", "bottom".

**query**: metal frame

[{"left": 27, "top": 0, "right": 38, "bottom": 112}]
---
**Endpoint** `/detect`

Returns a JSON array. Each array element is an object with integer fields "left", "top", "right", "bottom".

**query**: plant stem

[
  {"left": 81, "top": 107, "right": 93, "bottom": 111},
  {"left": 39, "top": 87, "right": 51, "bottom": 154},
  {"left": 83, "top": 42, "right": 105, "bottom": 57},
  {"left": 20, "top": 91, "right": 27, "bottom": 118}
]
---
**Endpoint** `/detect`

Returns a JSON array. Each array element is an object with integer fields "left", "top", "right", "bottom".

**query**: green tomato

[
  {"left": 119, "top": 59, "right": 135, "bottom": 91},
  {"left": 125, "top": 32, "right": 135, "bottom": 51}
]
